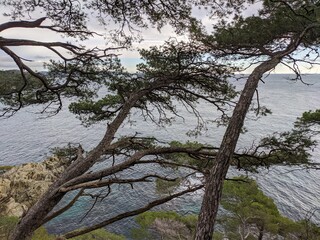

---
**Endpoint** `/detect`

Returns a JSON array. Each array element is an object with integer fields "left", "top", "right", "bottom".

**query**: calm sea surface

[{"left": 0, "top": 74, "right": 319, "bottom": 237}]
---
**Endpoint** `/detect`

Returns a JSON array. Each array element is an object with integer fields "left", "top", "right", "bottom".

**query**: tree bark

[
  {"left": 9, "top": 81, "right": 185, "bottom": 239},
  {"left": 9, "top": 95, "right": 138, "bottom": 240},
  {"left": 194, "top": 56, "right": 282, "bottom": 239},
  {"left": 258, "top": 225, "right": 264, "bottom": 240},
  {"left": 194, "top": 21, "right": 313, "bottom": 239},
  {"left": 0, "top": 18, "right": 46, "bottom": 32}
]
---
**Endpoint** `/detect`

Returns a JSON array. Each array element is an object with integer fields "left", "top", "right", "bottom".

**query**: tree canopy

[
  {"left": 0, "top": 0, "right": 193, "bottom": 116},
  {"left": 194, "top": 1, "right": 320, "bottom": 238}
]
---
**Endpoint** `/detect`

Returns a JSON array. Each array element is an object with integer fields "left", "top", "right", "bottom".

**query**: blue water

[{"left": 1, "top": 74, "right": 320, "bottom": 236}]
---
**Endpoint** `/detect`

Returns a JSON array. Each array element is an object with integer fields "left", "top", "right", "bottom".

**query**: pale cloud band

[{"left": 1, "top": 4, "right": 319, "bottom": 74}]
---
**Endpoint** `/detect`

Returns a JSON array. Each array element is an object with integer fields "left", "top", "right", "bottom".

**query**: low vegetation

[
  {"left": 0, "top": 166, "right": 13, "bottom": 172},
  {"left": 0, "top": 216, "right": 124, "bottom": 240},
  {"left": 132, "top": 177, "right": 320, "bottom": 240}
]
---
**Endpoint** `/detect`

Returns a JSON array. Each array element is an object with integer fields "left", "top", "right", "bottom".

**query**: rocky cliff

[{"left": 0, "top": 157, "right": 68, "bottom": 217}]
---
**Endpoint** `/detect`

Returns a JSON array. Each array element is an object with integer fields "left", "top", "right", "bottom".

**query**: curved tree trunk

[
  {"left": 194, "top": 20, "right": 313, "bottom": 239},
  {"left": 9, "top": 74, "right": 195, "bottom": 239},
  {"left": 194, "top": 56, "right": 283, "bottom": 239},
  {"left": 9, "top": 98, "right": 136, "bottom": 240}
]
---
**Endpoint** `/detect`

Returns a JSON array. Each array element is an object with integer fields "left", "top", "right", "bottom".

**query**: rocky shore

[{"left": 0, "top": 157, "right": 68, "bottom": 217}]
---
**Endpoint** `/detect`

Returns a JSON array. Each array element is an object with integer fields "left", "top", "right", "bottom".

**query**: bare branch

[
  {"left": 42, "top": 189, "right": 84, "bottom": 225},
  {"left": 0, "top": 17, "right": 46, "bottom": 32},
  {"left": 62, "top": 147, "right": 217, "bottom": 189},
  {"left": 63, "top": 184, "right": 204, "bottom": 238},
  {"left": 59, "top": 175, "right": 178, "bottom": 193}
]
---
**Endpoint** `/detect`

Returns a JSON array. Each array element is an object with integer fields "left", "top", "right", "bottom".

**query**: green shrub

[
  {"left": 0, "top": 216, "right": 55, "bottom": 240},
  {"left": 0, "top": 216, "right": 19, "bottom": 239},
  {"left": 70, "top": 229, "right": 125, "bottom": 240},
  {"left": 0, "top": 215, "right": 124, "bottom": 240},
  {"left": 133, "top": 211, "right": 198, "bottom": 239},
  {"left": 0, "top": 166, "right": 13, "bottom": 172},
  {"left": 31, "top": 227, "right": 55, "bottom": 240}
]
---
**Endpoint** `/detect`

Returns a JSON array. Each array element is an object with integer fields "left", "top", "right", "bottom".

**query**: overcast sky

[
  {"left": 1, "top": 3, "right": 320, "bottom": 74},
  {"left": 0, "top": 15, "right": 184, "bottom": 71}
]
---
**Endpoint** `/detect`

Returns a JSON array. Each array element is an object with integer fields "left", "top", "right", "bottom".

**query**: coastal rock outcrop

[{"left": 0, "top": 156, "right": 68, "bottom": 217}]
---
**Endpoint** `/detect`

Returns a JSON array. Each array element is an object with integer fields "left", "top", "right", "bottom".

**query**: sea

[{"left": 0, "top": 74, "right": 319, "bottom": 237}]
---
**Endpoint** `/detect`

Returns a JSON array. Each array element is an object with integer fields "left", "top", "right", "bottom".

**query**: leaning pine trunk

[
  {"left": 194, "top": 56, "right": 283, "bottom": 239},
  {"left": 9, "top": 98, "right": 136, "bottom": 240},
  {"left": 9, "top": 147, "right": 108, "bottom": 240}
]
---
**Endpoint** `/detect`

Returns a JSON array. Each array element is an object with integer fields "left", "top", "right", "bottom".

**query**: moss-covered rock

[
  {"left": 0, "top": 166, "right": 13, "bottom": 174},
  {"left": 132, "top": 211, "right": 198, "bottom": 239},
  {"left": 0, "top": 156, "right": 69, "bottom": 217}
]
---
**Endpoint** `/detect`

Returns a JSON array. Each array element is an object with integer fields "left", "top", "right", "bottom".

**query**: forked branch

[{"left": 63, "top": 184, "right": 204, "bottom": 238}]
